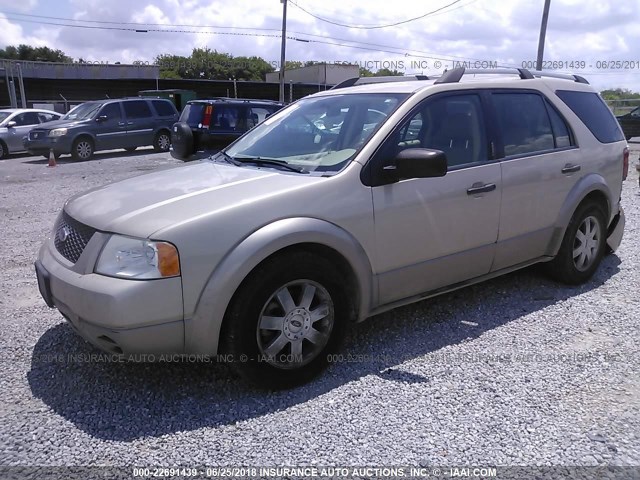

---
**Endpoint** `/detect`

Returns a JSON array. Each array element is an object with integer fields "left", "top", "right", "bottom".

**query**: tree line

[
  {"left": 1, "top": 44, "right": 636, "bottom": 96},
  {"left": 0, "top": 44, "right": 403, "bottom": 80}
]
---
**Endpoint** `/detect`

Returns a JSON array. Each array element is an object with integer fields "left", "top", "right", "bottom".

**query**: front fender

[
  {"left": 185, "top": 217, "right": 375, "bottom": 355},
  {"left": 545, "top": 173, "right": 612, "bottom": 257}
]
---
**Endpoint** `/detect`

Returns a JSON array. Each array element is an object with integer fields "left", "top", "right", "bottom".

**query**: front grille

[
  {"left": 53, "top": 212, "right": 97, "bottom": 264},
  {"left": 29, "top": 130, "right": 45, "bottom": 140}
]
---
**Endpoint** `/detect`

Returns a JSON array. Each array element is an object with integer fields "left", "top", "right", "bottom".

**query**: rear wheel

[
  {"left": 0, "top": 141, "right": 7, "bottom": 160},
  {"left": 153, "top": 131, "right": 171, "bottom": 152},
  {"left": 546, "top": 201, "right": 607, "bottom": 285},
  {"left": 71, "top": 137, "right": 94, "bottom": 161},
  {"left": 222, "top": 252, "right": 351, "bottom": 388}
]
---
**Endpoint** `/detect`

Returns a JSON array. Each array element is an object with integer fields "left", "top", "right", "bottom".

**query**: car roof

[
  {"left": 0, "top": 108, "right": 60, "bottom": 114},
  {"left": 313, "top": 68, "right": 595, "bottom": 97},
  {"left": 187, "top": 98, "right": 283, "bottom": 106}
]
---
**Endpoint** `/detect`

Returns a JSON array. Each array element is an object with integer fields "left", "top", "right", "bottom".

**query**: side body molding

[
  {"left": 184, "top": 217, "right": 376, "bottom": 355},
  {"left": 545, "top": 173, "right": 612, "bottom": 257}
]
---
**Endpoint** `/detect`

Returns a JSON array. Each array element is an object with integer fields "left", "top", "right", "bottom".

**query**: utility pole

[
  {"left": 536, "top": 0, "right": 551, "bottom": 71},
  {"left": 16, "top": 63, "right": 27, "bottom": 108},
  {"left": 279, "top": 0, "right": 287, "bottom": 103}
]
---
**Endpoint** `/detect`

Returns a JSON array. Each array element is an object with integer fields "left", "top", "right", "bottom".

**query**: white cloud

[{"left": 0, "top": 0, "right": 638, "bottom": 90}]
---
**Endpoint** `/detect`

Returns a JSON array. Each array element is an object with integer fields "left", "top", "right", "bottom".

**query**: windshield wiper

[
  {"left": 233, "top": 156, "right": 308, "bottom": 174},
  {"left": 212, "top": 151, "right": 241, "bottom": 166}
]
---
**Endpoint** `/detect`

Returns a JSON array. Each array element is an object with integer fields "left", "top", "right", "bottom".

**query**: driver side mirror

[
  {"left": 383, "top": 148, "right": 447, "bottom": 182},
  {"left": 6, "top": 121, "right": 16, "bottom": 128}
]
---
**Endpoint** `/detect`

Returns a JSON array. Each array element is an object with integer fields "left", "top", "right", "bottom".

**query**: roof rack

[
  {"left": 331, "top": 74, "right": 431, "bottom": 90},
  {"left": 193, "top": 97, "right": 283, "bottom": 104},
  {"left": 529, "top": 70, "right": 589, "bottom": 84},
  {"left": 434, "top": 67, "right": 589, "bottom": 85}
]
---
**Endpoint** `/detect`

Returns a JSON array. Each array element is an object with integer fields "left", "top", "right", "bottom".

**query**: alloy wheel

[
  {"left": 256, "top": 280, "right": 334, "bottom": 369},
  {"left": 572, "top": 215, "right": 601, "bottom": 271}
]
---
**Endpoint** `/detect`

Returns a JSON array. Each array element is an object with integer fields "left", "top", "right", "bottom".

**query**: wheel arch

[
  {"left": 185, "top": 217, "right": 375, "bottom": 355},
  {"left": 72, "top": 132, "right": 96, "bottom": 148},
  {"left": 545, "top": 173, "right": 612, "bottom": 257}
]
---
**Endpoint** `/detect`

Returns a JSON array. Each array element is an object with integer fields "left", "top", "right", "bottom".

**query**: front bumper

[
  {"left": 36, "top": 237, "right": 185, "bottom": 355},
  {"left": 23, "top": 135, "right": 73, "bottom": 156}
]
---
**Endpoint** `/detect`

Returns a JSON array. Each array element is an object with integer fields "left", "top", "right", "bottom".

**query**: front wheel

[
  {"left": 546, "top": 201, "right": 607, "bottom": 285},
  {"left": 71, "top": 138, "right": 94, "bottom": 161},
  {"left": 221, "top": 252, "right": 351, "bottom": 388},
  {"left": 153, "top": 131, "right": 171, "bottom": 152}
]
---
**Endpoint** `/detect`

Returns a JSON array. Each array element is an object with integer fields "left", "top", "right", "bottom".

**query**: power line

[
  {"left": 289, "top": 0, "right": 463, "bottom": 29},
  {"left": 2, "top": 11, "right": 638, "bottom": 76},
  {"left": 0, "top": 9, "right": 512, "bottom": 67},
  {"left": 0, "top": 10, "right": 283, "bottom": 32},
  {"left": 1, "top": 15, "right": 283, "bottom": 37},
  {"left": 1, "top": 8, "right": 497, "bottom": 65}
]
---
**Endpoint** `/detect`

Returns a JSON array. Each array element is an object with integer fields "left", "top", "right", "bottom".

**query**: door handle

[
  {"left": 467, "top": 183, "right": 496, "bottom": 195},
  {"left": 561, "top": 164, "right": 581, "bottom": 174},
  {"left": 127, "top": 121, "right": 134, "bottom": 126}
]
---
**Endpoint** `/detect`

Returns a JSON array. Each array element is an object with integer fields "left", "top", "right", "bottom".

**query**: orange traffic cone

[{"left": 48, "top": 149, "right": 57, "bottom": 168}]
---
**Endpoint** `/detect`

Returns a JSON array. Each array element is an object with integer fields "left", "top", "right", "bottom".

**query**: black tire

[
  {"left": 153, "top": 130, "right": 171, "bottom": 152},
  {"left": 169, "top": 122, "right": 194, "bottom": 160},
  {"left": 221, "top": 251, "right": 351, "bottom": 389},
  {"left": 0, "top": 141, "right": 7, "bottom": 159},
  {"left": 125, "top": 147, "right": 137, "bottom": 152},
  {"left": 71, "top": 137, "right": 94, "bottom": 161},
  {"left": 546, "top": 201, "right": 607, "bottom": 285}
]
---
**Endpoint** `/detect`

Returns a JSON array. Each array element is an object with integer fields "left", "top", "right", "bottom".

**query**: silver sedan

[{"left": 0, "top": 108, "right": 62, "bottom": 159}]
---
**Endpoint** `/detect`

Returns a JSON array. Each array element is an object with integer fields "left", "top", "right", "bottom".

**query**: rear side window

[
  {"left": 152, "top": 100, "right": 177, "bottom": 117},
  {"left": 546, "top": 102, "right": 572, "bottom": 148},
  {"left": 123, "top": 100, "right": 152, "bottom": 119},
  {"left": 492, "top": 93, "right": 554, "bottom": 156},
  {"left": 212, "top": 106, "right": 241, "bottom": 130},
  {"left": 247, "top": 107, "right": 272, "bottom": 127},
  {"left": 38, "top": 112, "right": 59, "bottom": 123},
  {"left": 556, "top": 90, "right": 624, "bottom": 143}
]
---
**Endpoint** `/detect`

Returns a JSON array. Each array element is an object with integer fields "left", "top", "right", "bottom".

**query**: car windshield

[
  {"left": 0, "top": 112, "right": 12, "bottom": 123},
  {"left": 224, "top": 93, "right": 408, "bottom": 174},
  {"left": 63, "top": 102, "right": 102, "bottom": 120}
]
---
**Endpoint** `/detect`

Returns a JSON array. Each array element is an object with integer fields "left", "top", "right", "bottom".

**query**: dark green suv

[
  {"left": 24, "top": 98, "right": 178, "bottom": 161},
  {"left": 170, "top": 98, "right": 283, "bottom": 161}
]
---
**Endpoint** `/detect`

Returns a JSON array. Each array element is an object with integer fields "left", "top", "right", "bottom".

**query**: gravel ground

[{"left": 0, "top": 146, "right": 638, "bottom": 471}]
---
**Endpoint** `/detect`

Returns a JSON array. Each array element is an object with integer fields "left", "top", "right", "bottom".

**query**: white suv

[{"left": 35, "top": 68, "right": 628, "bottom": 388}]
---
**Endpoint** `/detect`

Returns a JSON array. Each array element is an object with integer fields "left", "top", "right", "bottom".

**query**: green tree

[
  {"left": 0, "top": 44, "right": 72, "bottom": 62},
  {"left": 600, "top": 88, "right": 640, "bottom": 100},
  {"left": 374, "top": 68, "right": 404, "bottom": 77},
  {"left": 156, "top": 48, "right": 275, "bottom": 81},
  {"left": 359, "top": 67, "right": 374, "bottom": 77}
]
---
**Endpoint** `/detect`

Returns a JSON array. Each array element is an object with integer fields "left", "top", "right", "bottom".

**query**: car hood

[
  {"left": 65, "top": 161, "right": 324, "bottom": 237},
  {"left": 35, "top": 118, "right": 92, "bottom": 130}
]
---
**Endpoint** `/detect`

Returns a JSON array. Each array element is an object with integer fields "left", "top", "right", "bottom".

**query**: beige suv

[{"left": 35, "top": 68, "right": 627, "bottom": 388}]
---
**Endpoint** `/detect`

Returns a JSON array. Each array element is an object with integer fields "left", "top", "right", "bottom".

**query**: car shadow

[
  {"left": 27, "top": 254, "right": 621, "bottom": 441},
  {"left": 23, "top": 148, "right": 161, "bottom": 165}
]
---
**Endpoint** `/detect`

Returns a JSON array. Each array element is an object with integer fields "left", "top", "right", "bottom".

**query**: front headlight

[
  {"left": 48, "top": 128, "right": 68, "bottom": 137},
  {"left": 95, "top": 235, "right": 180, "bottom": 279}
]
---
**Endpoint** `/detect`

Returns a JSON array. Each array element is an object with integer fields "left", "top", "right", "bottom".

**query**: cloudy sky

[{"left": 0, "top": 0, "right": 638, "bottom": 91}]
